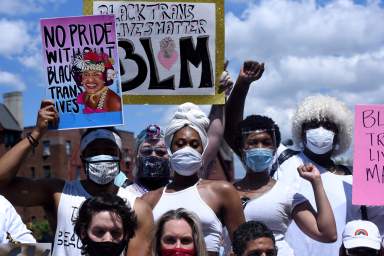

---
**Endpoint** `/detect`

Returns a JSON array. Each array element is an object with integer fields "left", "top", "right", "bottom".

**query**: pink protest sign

[
  {"left": 40, "top": 15, "right": 123, "bottom": 130},
  {"left": 353, "top": 105, "right": 384, "bottom": 205}
]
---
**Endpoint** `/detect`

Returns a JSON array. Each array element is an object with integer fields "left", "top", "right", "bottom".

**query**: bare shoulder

[
  {"left": 140, "top": 187, "right": 163, "bottom": 209},
  {"left": 199, "top": 179, "right": 236, "bottom": 194},
  {"left": 133, "top": 197, "right": 153, "bottom": 216}
]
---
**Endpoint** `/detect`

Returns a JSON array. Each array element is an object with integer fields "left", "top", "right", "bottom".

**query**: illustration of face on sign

[
  {"left": 71, "top": 50, "right": 122, "bottom": 114},
  {"left": 158, "top": 37, "right": 178, "bottom": 70}
]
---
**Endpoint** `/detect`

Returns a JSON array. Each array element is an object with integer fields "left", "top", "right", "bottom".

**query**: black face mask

[
  {"left": 136, "top": 156, "right": 170, "bottom": 191},
  {"left": 137, "top": 155, "right": 169, "bottom": 179},
  {"left": 84, "top": 239, "right": 126, "bottom": 256}
]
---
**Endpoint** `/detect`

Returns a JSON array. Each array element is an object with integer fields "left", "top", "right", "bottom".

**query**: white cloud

[
  {"left": 0, "top": 19, "right": 32, "bottom": 57},
  {"left": 225, "top": 0, "right": 384, "bottom": 145},
  {"left": 226, "top": 0, "right": 384, "bottom": 61},
  {"left": 18, "top": 53, "right": 42, "bottom": 69},
  {"left": 0, "top": 70, "right": 26, "bottom": 91}
]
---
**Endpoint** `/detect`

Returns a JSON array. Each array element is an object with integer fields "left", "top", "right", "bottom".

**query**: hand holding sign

[
  {"left": 33, "top": 100, "right": 59, "bottom": 139},
  {"left": 238, "top": 60, "right": 265, "bottom": 85},
  {"left": 218, "top": 60, "right": 234, "bottom": 95}
]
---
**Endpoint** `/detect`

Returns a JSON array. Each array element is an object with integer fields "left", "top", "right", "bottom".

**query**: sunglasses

[{"left": 140, "top": 146, "right": 167, "bottom": 157}]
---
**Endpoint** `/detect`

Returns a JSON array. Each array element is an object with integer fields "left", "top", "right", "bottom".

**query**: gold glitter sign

[{"left": 84, "top": 0, "right": 224, "bottom": 104}]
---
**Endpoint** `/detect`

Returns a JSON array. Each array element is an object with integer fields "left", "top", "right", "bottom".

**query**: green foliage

[{"left": 28, "top": 219, "right": 53, "bottom": 242}]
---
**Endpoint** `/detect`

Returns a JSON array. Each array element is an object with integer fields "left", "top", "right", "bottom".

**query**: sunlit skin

[
  {"left": 161, "top": 219, "right": 194, "bottom": 250},
  {"left": 81, "top": 70, "right": 105, "bottom": 94},
  {"left": 242, "top": 237, "right": 276, "bottom": 256},
  {"left": 171, "top": 126, "right": 203, "bottom": 155},
  {"left": 139, "top": 139, "right": 169, "bottom": 160},
  {"left": 85, "top": 211, "right": 124, "bottom": 243}
]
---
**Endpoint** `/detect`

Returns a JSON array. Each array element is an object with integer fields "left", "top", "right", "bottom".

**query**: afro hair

[{"left": 292, "top": 94, "right": 353, "bottom": 156}]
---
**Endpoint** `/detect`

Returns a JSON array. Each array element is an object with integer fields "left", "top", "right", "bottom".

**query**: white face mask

[
  {"left": 85, "top": 155, "right": 120, "bottom": 185},
  {"left": 305, "top": 127, "right": 335, "bottom": 155},
  {"left": 170, "top": 146, "right": 202, "bottom": 176}
]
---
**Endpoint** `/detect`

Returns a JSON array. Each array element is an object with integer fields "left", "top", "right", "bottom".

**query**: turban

[{"left": 165, "top": 103, "right": 210, "bottom": 155}]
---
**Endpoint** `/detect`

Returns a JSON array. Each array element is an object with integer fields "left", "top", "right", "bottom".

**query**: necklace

[
  {"left": 85, "top": 86, "right": 108, "bottom": 109},
  {"left": 96, "top": 87, "right": 108, "bottom": 109}
]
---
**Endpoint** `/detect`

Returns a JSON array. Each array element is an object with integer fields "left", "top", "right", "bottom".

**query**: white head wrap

[
  {"left": 165, "top": 103, "right": 210, "bottom": 155},
  {"left": 292, "top": 94, "right": 353, "bottom": 156},
  {"left": 80, "top": 129, "right": 122, "bottom": 152}
]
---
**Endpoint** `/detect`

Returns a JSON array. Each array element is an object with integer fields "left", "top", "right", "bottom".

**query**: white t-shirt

[
  {"left": 243, "top": 181, "right": 307, "bottom": 256},
  {"left": 0, "top": 195, "right": 36, "bottom": 243},
  {"left": 277, "top": 152, "right": 361, "bottom": 256},
  {"left": 52, "top": 180, "right": 137, "bottom": 256}
]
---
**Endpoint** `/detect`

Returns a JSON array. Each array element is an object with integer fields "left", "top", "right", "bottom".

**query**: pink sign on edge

[{"left": 353, "top": 104, "right": 384, "bottom": 205}]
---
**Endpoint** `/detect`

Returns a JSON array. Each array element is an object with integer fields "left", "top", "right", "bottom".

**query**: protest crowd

[
  {"left": 1, "top": 2, "right": 384, "bottom": 256},
  {"left": 1, "top": 59, "right": 384, "bottom": 256}
]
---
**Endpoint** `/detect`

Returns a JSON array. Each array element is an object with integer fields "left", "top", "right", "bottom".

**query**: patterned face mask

[{"left": 85, "top": 155, "right": 120, "bottom": 185}]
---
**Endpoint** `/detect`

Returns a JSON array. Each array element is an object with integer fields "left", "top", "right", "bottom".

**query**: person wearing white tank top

[
  {"left": 143, "top": 102, "right": 245, "bottom": 256},
  {"left": 225, "top": 112, "right": 337, "bottom": 255},
  {"left": 0, "top": 102, "right": 153, "bottom": 256}
]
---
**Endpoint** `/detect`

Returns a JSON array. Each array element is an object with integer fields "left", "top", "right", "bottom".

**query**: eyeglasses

[
  {"left": 139, "top": 146, "right": 167, "bottom": 157},
  {"left": 346, "top": 248, "right": 379, "bottom": 256},
  {"left": 246, "top": 249, "right": 277, "bottom": 256},
  {"left": 162, "top": 235, "right": 193, "bottom": 245}
]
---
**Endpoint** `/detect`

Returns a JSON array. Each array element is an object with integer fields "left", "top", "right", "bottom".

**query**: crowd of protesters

[{"left": 0, "top": 61, "right": 383, "bottom": 256}]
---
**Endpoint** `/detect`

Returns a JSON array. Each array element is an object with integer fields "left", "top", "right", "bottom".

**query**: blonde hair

[
  {"left": 152, "top": 208, "right": 208, "bottom": 256},
  {"left": 292, "top": 94, "right": 353, "bottom": 156}
]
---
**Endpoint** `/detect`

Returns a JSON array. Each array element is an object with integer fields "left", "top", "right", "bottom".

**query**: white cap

[{"left": 343, "top": 220, "right": 381, "bottom": 250}]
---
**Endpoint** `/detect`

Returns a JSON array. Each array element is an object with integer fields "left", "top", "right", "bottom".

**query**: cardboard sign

[
  {"left": 83, "top": 0, "right": 224, "bottom": 104},
  {"left": 353, "top": 105, "right": 384, "bottom": 205},
  {"left": 40, "top": 15, "right": 124, "bottom": 129}
]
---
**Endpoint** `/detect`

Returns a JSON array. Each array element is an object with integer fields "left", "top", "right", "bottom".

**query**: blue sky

[{"left": 1, "top": 0, "right": 384, "bottom": 178}]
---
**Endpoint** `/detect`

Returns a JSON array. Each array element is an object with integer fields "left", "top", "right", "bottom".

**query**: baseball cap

[{"left": 343, "top": 220, "right": 381, "bottom": 250}]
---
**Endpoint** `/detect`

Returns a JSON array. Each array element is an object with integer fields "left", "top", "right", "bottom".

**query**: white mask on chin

[
  {"left": 85, "top": 155, "right": 120, "bottom": 185},
  {"left": 305, "top": 127, "right": 335, "bottom": 155},
  {"left": 170, "top": 146, "right": 202, "bottom": 176}
]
